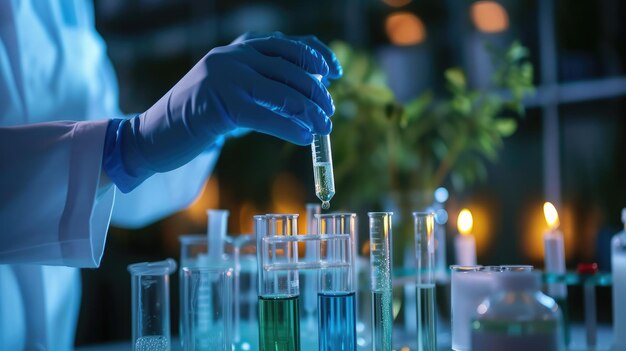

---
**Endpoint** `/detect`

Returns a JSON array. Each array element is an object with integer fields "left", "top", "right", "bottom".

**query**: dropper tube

[
  {"left": 311, "top": 134, "right": 335, "bottom": 210},
  {"left": 316, "top": 213, "right": 357, "bottom": 351},
  {"left": 414, "top": 212, "right": 437, "bottom": 351},
  {"left": 255, "top": 214, "right": 301, "bottom": 351},
  {"left": 310, "top": 75, "right": 335, "bottom": 210},
  {"left": 368, "top": 212, "right": 394, "bottom": 351}
]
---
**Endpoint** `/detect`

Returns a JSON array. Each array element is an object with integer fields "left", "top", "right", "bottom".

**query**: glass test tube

[
  {"left": 302, "top": 204, "right": 322, "bottom": 342},
  {"left": 311, "top": 133, "right": 335, "bottom": 210},
  {"left": 255, "top": 214, "right": 301, "bottom": 351},
  {"left": 182, "top": 266, "right": 234, "bottom": 351},
  {"left": 368, "top": 212, "right": 394, "bottom": 351},
  {"left": 128, "top": 258, "right": 177, "bottom": 351},
  {"left": 316, "top": 213, "right": 357, "bottom": 351},
  {"left": 179, "top": 235, "right": 208, "bottom": 349},
  {"left": 414, "top": 212, "right": 437, "bottom": 351},
  {"left": 230, "top": 234, "right": 259, "bottom": 351}
]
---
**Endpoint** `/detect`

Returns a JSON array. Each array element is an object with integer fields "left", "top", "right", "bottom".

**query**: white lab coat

[{"left": 0, "top": 1, "right": 220, "bottom": 349}]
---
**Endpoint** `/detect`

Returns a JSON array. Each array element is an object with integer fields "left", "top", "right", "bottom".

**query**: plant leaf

[{"left": 494, "top": 118, "right": 518, "bottom": 137}]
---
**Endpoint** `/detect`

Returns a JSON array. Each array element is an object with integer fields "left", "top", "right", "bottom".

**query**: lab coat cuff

[{"left": 102, "top": 118, "right": 152, "bottom": 193}]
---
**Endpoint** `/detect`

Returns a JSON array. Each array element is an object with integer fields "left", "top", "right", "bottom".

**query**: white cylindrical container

[
  {"left": 450, "top": 265, "right": 497, "bottom": 351},
  {"left": 611, "top": 208, "right": 626, "bottom": 350}
]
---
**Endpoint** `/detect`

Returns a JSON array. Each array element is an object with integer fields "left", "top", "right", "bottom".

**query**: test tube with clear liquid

[
  {"left": 368, "top": 212, "right": 394, "bottom": 351},
  {"left": 311, "top": 134, "right": 335, "bottom": 210},
  {"left": 316, "top": 213, "right": 357, "bottom": 351},
  {"left": 414, "top": 212, "right": 437, "bottom": 351},
  {"left": 255, "top": 214, "right": 301, "bottom": 351}
]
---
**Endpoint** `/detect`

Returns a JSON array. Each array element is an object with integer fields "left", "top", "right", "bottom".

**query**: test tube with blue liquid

[
  {"left": 316, "top": 213, "right": 357, "bottom": 351},
  {"left": 256, "top": 214, "right": 301, "bottom": 351},
  {"left": 368, "top": 212, "right": 394, "bottom": 351},
  {"left": 414, "top": 212, "right": 437, "bottom": 351}
]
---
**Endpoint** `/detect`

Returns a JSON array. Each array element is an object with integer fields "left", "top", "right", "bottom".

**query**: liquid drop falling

[{"left": 322, "top": 201, "right": 330, "bottom": 210}]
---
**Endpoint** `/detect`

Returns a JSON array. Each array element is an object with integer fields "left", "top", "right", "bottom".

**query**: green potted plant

[{"left": 328, "top": 40, "right": 534, "bottom": 244}]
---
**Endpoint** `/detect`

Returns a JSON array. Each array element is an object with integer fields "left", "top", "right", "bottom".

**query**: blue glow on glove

[{"left": 102, "top": 35, "right": 341, "bottom": 193}]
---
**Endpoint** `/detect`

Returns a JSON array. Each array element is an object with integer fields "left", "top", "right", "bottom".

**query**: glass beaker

[
  {"left": 471, "top": 271, "right": 561, "bottom": 351},
  {"left": 128, "top": 258, "right": 177, "bottom": 351},
  {"left": 181, "top": 266, "right": 234, "bottom": 351}
]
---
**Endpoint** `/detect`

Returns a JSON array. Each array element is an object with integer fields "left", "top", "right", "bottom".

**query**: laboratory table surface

[{"left": 76, "top": 324, "right": 615, "bottom": 351}]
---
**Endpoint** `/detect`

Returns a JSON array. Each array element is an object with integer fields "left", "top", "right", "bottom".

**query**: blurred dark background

[{"left": 76, "top": 0, "right": 626, "bottom": 345}]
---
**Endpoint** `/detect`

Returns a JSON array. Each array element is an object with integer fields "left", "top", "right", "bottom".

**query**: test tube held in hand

[{"left": 311, "top": 75, "right": 335, "bottom": 210}]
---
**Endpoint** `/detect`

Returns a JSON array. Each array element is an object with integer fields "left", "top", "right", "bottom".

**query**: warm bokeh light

[
  {"left": 382, "top": 0, "right": 412, "bottom": 7},
  {"left": 183, "top": 176, "right": 220, "bottom": 225},
  {"left": 385, "top": 11, "right": 427, "bottom": 46},
  {"left": 470, "top": 1, "right": 509, "bottom": 33},
  {"left": 271, "top": 172, "right": 306, "bottom": 230},
  {"left": 522, "top": 202, "right": 575, "bottom": 261},
  {"left": 543, "top": 202, "right": 560, "bottom": 230},
  {"left": 362, "top": 240, "right": 371, "bottom": 256},
  {"left": 238, "top": 201, "right": 259, "bottom": 234},
  {"left": 457, "top": 208, "right": 474, "bottom": 236}
]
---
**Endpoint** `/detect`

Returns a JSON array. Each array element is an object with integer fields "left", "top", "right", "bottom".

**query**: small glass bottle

[
  {"left": 471, "top": 271, "right": 562, "bottom": 351},
  {"left": 611, "top": 208, "right": 626, "bottom": 350}
]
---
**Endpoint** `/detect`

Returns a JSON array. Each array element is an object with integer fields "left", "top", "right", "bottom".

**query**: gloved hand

[
  {"left": 103, "top": 35, "right": 342, "bottom": 193},
  {"left": 231, "top": 32, "right": 343, "bottom": 82}
]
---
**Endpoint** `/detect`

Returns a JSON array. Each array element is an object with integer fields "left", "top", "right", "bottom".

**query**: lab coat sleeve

[
  {"left": 110, "top": 143, "right": 222, "bottom": 228},
  {"left": 0, "top": 120, "right": 114, "bottom": 267},
  {"left": 91, "top": 34, "right": 223, "bottom": 229}
]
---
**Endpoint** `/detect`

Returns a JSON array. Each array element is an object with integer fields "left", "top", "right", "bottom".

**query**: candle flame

[
  {"left": 543, "top": 202, "right": 560, "bottom": 230},
  {"left": 457, "top": 208, "right": 473, "bottom": 236}
]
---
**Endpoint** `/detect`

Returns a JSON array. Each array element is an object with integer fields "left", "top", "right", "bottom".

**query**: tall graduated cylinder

[
  {"left": 255, "top": 214, "right": 301, "bottom": 351},
  {"left": 316, "top": 213, "right": 357, "bottom": 351},
  {"left": 368, "top": 212, "right": 394, "bottom": 351},
  {"left": 414, "top": 212, "right": 437, "bottom": 351},
  {"left": 128, "top": 259, "right": 177, "bottom": 351}
]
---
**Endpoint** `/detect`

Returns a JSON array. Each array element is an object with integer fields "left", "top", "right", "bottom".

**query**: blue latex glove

[
  {"left": 232, "top": 32, "right": 343, "bottom": 82},
  {"left": 103, "top": 36, "right": 340, "bottom": 193}
]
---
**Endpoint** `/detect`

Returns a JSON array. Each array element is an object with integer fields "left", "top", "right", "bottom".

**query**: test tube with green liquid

[
  {"left": 255, "top": 214, "right": 301, "bottom": 351},
  {"left": 368, "top": 212, "right": 393, "bottom": 351}
]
